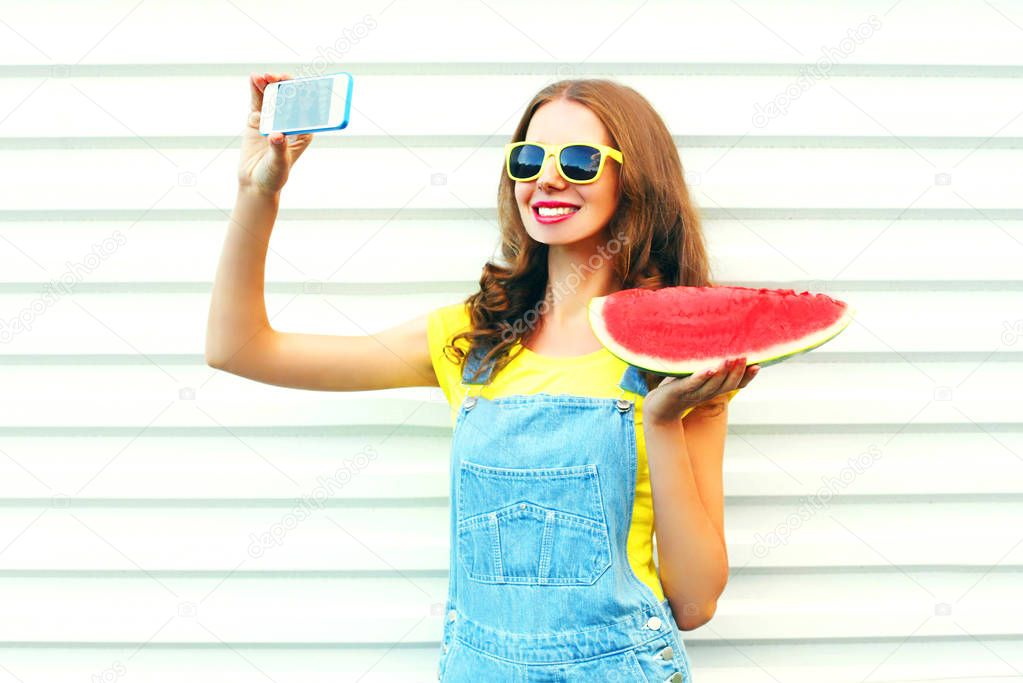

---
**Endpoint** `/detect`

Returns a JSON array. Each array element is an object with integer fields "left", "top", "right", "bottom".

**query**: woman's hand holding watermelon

[
  {"left": 590, "top": 285, "right": 853, "bottom": 427},
  {"left": 643, "top": 357, "right": 760, "bottom": 426}
]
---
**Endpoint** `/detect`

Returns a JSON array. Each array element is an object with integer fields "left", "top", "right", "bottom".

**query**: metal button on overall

[
  {"left": 666, "top": 672, "right": 683, "bottom": 683},
  {"left": 616, "top": 398, "right": 631, "bottom": 412},
  {"left": 463, "top": 396, "right": 477, "bottom": 410},
  {"left": 646, "top": 615, "right": 662, "bottom": 630},
  {"left": 658, "top": 645, "right": 674, "bottom": 660}
]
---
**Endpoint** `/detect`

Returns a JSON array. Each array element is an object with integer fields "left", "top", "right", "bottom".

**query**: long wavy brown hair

[{"left": 443, "top": 78, "right": 718, "bottom": 393}]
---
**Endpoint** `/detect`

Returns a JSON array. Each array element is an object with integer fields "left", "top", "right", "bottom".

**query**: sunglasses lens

[
  {"left": 508, "top": 143, "right": 545, "bottom": 180},
  {"left": 560, "top": 145, "right": 602, "bottom": 181}
]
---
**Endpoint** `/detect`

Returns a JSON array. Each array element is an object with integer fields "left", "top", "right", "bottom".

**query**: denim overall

[{"left": 436, "top": 345, "right": 693, "bottom": 682}]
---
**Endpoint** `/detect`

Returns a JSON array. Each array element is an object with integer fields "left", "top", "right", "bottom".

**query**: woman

[{"left": 207, "top": 73, "right": 759, "bottom": 682}]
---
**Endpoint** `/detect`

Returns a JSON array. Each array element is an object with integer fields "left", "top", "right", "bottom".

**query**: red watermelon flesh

[{"left": 588, "top": 285, "right": 855, "bottom": 376}]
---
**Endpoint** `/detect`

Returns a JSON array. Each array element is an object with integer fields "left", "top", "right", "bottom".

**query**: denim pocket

[
  {"left": 552, "top": 647, "right": 650, "bottom": 682},
  {"left": 456, "top": 460, "right": 612, "bottom": 585},
  {"left": 441, "top": 638, "right": 524, "bottom": 680}
]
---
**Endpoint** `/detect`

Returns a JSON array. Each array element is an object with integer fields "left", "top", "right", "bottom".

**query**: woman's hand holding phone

[{"left": 239, "top": 72, "right": 315, "bottom": 196}]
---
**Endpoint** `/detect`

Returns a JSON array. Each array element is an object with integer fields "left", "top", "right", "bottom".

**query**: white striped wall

[{"left": 1, "top": 0, "right": 1021, "bottom": 681}]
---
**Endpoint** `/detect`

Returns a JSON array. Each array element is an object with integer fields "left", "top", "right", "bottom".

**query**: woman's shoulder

[
  {"left": 426, "top": 300, "right": 472, "bottom": 406},
  {"left": 427, "top": 300, "right": 471, "bottom": 349}
]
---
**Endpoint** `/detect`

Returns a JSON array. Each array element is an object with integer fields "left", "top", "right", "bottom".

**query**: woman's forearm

[
  {"left": 205, "top": 185, "right": 281, "bottom": 368},
  {"left": 645, "top": 419, "right": 729, "bottom": 630}
]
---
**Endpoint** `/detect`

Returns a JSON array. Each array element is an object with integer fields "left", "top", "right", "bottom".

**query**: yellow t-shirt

[{"left": 427, "top": 300, "right": 739, "bottom": 603}]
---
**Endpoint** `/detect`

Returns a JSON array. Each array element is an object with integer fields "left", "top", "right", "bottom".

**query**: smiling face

[{"left": 514, "top": 98, "right": 621, "bottom": 247}]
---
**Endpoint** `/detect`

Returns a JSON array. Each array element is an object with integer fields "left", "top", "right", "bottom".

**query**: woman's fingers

[
  {"left": 726, "top": 357, "right": 753, "bottom": 391},
  {"left": 662, "top": 357, "right": 761, "bottom": 406},
  {"left": 250, "top": 72, "right": 291, "bottom": 113},
  {"left": 738, "top": 363, "right": 761, "bottom": 388},
  {"left": 727, "top": 357, "right": 747, "bottom": 388},
  {"left": 673, "top": 366, "right": 716, "bottom": 402},
  {"left": 249, "top": 72, "right": 299, "bottom": 135},
  {"left": 704, "top": 357, "right": 739, "bottom": 395},
  {"left": 686, "top": 357, "right": 746, "bottom": 395},
  {"left": 250, "top": 72, "right": 269, "bottom": 112}
]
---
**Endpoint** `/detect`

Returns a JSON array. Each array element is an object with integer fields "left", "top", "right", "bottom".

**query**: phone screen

[{"left": 274, "top": 78, "right": 333, "bottom": 130}]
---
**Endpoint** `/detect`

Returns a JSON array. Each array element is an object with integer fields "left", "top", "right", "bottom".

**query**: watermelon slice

[{"left": 588, "top": 285, "right": 855, "bottom": 376}]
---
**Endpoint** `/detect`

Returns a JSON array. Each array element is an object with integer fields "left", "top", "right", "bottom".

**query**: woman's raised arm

[{"left": 204, "top": 72, "right": 437, "bottom": 392}]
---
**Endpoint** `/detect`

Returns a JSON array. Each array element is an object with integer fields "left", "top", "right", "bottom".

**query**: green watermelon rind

[{"left": 587, "top": 293, "right": 856, "bottom": 377}]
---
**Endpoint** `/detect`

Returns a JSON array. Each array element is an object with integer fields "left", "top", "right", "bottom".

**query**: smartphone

[{"left": 259, "top": 71, "right": 353, "bottom": 136}]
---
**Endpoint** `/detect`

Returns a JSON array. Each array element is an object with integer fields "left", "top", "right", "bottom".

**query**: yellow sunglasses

[{"left": 504, "top": 141, "right": 623, "bottom": 185}]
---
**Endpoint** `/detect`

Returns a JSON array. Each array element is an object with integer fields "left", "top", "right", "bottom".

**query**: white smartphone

[{"left": 259, "top": 71, "right": 353, "bottom": 136}]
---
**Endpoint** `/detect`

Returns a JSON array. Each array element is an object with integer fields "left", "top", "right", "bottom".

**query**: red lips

[{"left": 532, "top": 200, "right": 581, "bottom": 209}]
